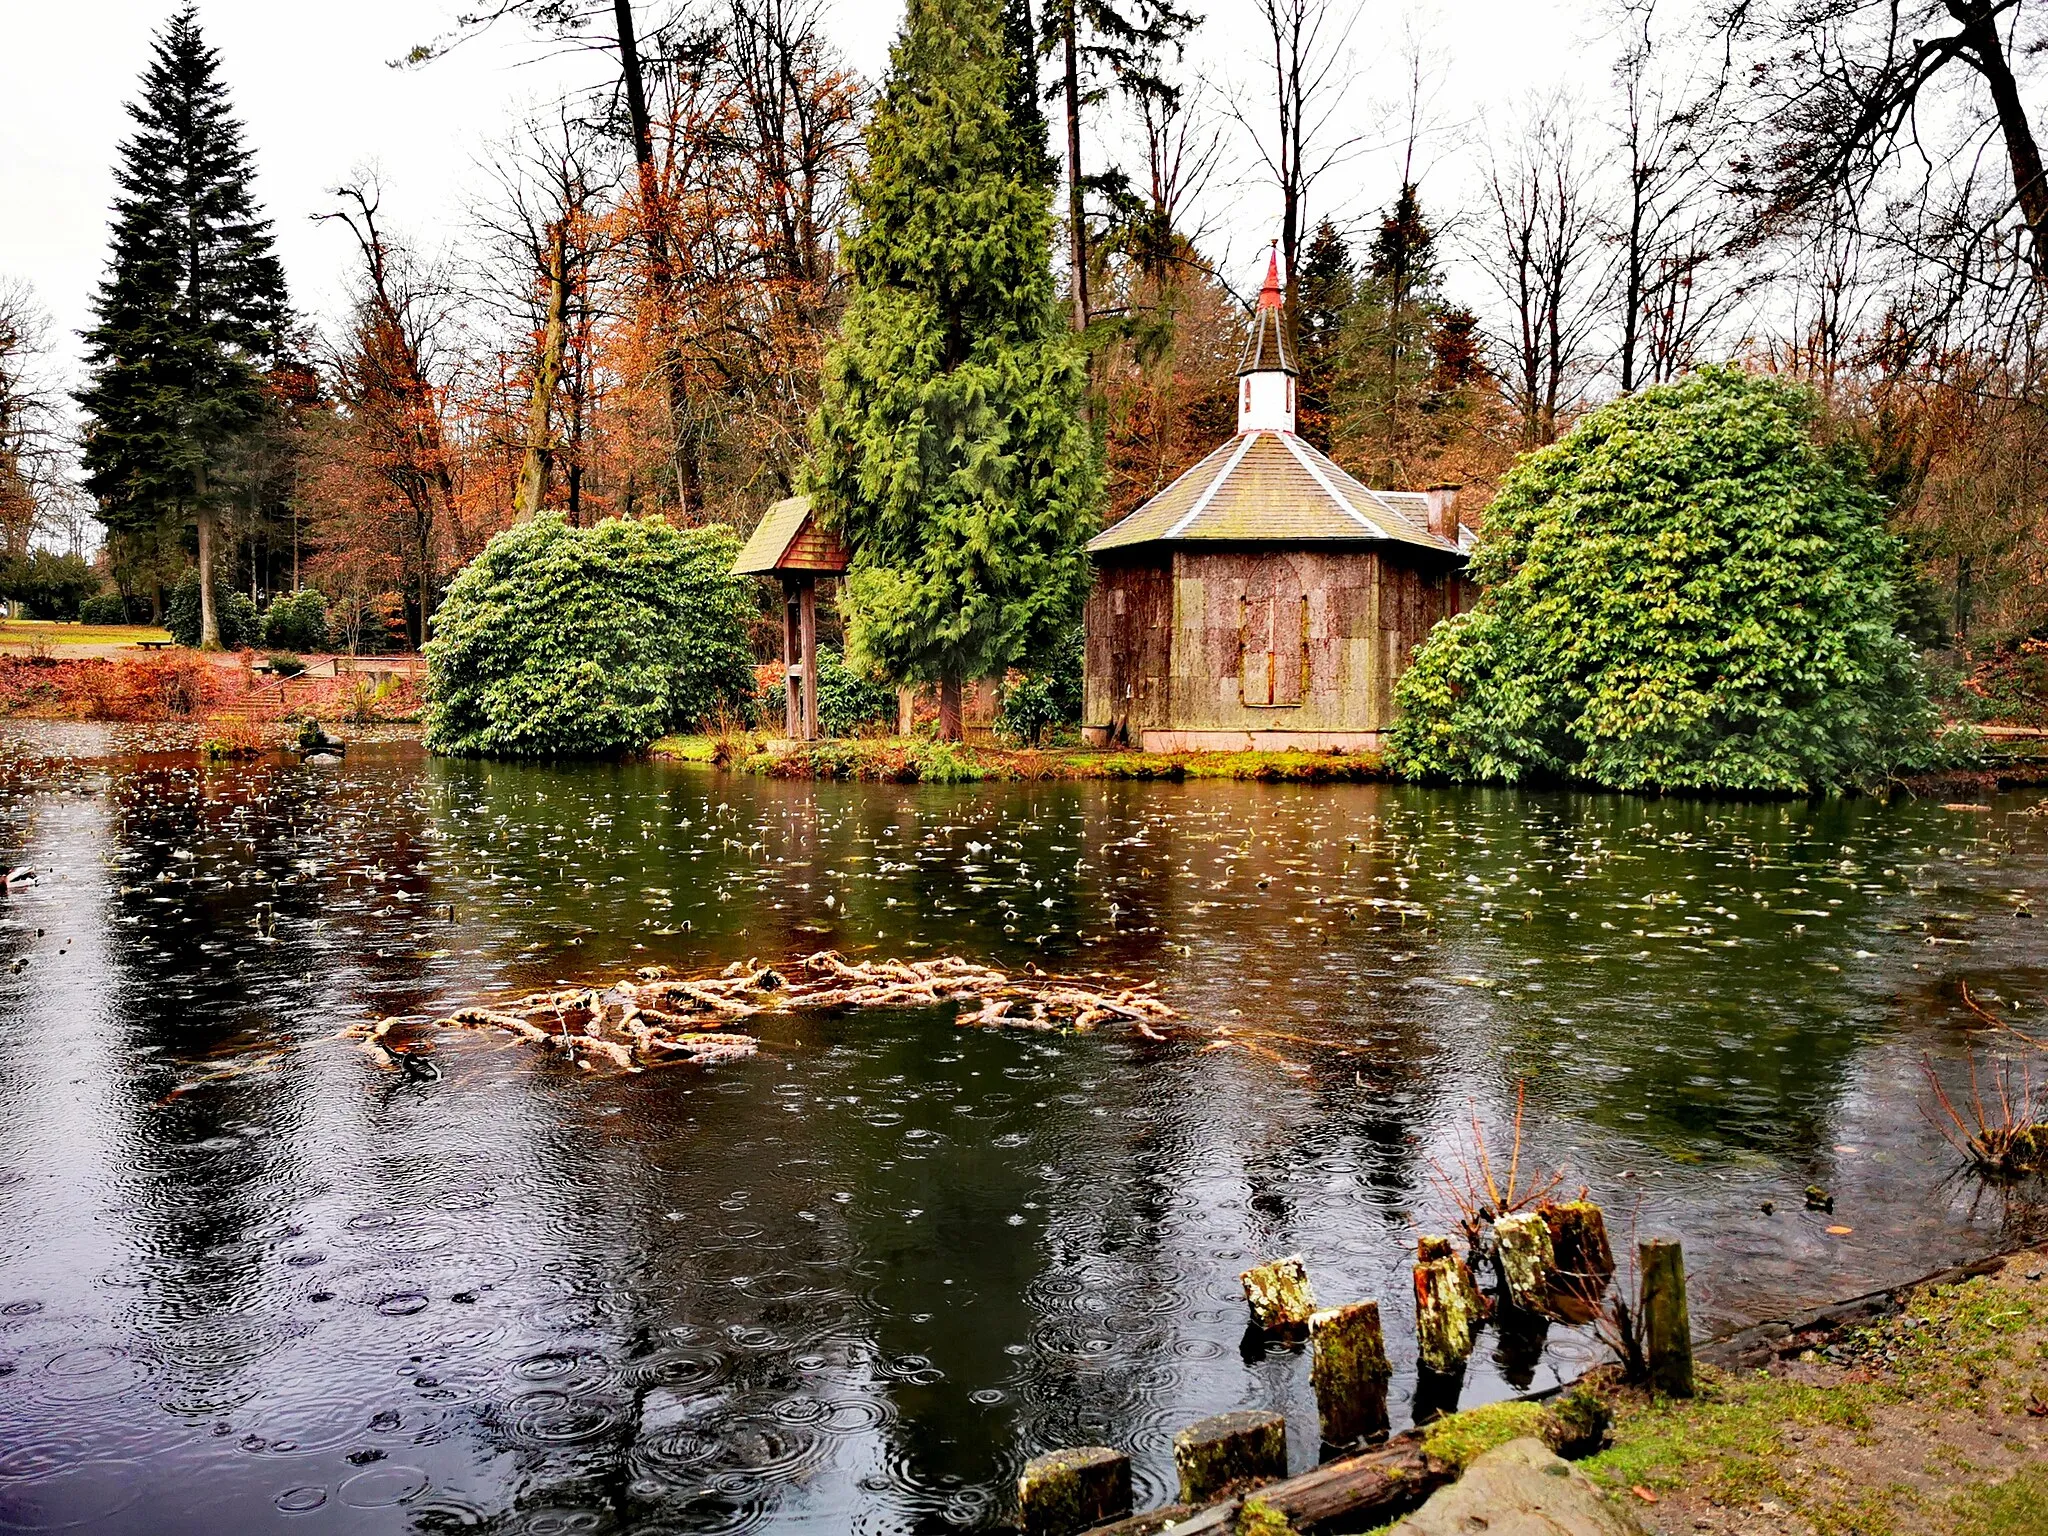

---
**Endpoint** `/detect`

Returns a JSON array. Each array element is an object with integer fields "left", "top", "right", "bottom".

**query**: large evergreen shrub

[
  {"left": 423, "top": 515, "right": 756, "bottom": 757},
  {"left": 808, "top": 0, "right": 1100, "bottom": 727},
  {"left": 1386, "top": 369, "right": 1939, "bottom": 793},
  {"left": 166, "top": 569, "right": 257, "bottom": 648},
  {"left": 261, "top": 588, "right": 329, "bottom": 652}
]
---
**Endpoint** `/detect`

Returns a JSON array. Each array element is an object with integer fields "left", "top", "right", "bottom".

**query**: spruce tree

[
  {"left": 77, "top": 5, "right": 288, "bottom": 648},
  {"left": 810, "top": 0, "right": 1100, "bottom": 740}
]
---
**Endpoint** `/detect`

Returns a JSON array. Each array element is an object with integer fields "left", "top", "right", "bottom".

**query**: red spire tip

[{"left": 1258, "top": 244, "right": 1283, "bottom": 309}]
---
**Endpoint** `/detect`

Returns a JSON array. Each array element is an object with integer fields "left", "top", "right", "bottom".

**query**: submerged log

[
  {"left": 363, "top": 949, "right": 1170, "bottom": 1080},
  {"left": 1413, "top": 1237, "right": 1484, "bottom": 1374}
]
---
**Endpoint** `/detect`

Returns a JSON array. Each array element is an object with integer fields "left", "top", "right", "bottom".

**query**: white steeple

[{"left": 1237, "top": 245, "right": 1297, "bottom": 434}]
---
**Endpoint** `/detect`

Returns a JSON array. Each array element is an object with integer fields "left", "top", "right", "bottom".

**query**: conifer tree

[
  {"left": 77, "top": 5, "right": 288, "bottom": 648},
  {"left": 810, "top": 0, "right": 1100, "bottom": 741}
]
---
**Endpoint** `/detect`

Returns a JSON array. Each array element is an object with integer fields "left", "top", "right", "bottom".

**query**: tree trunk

[
  {"left": 1640, "top": 1238, "right": 1694, "bottom": 1399},
  {"left": 1961, "top": 1, "right": 2048, "bottom": 272},
  {"left": 614, "top": 0, "right": 699, "bottom": 514},
  {"left": 515, "top": 218, "right": 569, "bottom": 523},
  {"left": 938, "top": 674, "right": 964, "bottom": 742},
  {"left": 194, "top": 472, "right": 220, "bottom": 650},
  {"left": 1062, "top": 0, "right": 1087, "bottom": 335}
]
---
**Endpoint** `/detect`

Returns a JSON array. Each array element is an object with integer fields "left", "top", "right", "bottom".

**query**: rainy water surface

[{"left": 2, "top": 723, "right": 2046, "bottom": 1533}]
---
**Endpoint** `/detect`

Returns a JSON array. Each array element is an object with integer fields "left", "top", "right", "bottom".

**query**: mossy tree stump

[
  {"left": 1492, "top": 1211, "right": 1554, "bottom": 1315},
  {"left": 1018, "top": 1445, "right": 1131, "bottom": 1535},
  {"left": 1541, "top": 1200, "right": 1615, "bottom": 1322},
  {"left": 1173, "top": 1409, "right": 1287, "bottom": 1503},
  {"left": 1240, "top": 1254, "right": 1318, "bottom": 1332},
  {"left": 1413, "top": 1236, "right": 1483, "bottom": 1374},
  {"left": 1309, "top": 1301, "right": 1392, "bottom": 1446}
]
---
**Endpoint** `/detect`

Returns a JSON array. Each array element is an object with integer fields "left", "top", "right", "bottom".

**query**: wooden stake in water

[
  {"left": 1640, "top": 1238, "right": 1694, "bottom": 1398},
  {"left": 1016, "top": 1446, "right": 1131, "bottom": 1535},
  {"left": 1309, "top": 1301, "right": 1392, "bottom": 1446}
]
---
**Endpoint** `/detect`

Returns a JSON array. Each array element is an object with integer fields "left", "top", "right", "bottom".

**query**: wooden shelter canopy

[
  {"left": 732, "top": 494, "right": 849, "bottom": 576},
  {"left": 1087, "top": 431, "right": 1464, "bottom": 557}
]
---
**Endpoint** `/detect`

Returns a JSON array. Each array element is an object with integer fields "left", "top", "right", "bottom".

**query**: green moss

[
  {"left": 1234, "top": 1492, "right": 1296, "bottom": 1536},
  {"left": 1956, "top": 1465, "right": 2048, "bottom": 1535},
  {"left": 1421, "top": 1400, "right": 1548, "bottom": 1473}
]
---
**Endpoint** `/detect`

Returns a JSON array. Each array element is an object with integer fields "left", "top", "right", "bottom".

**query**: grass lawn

[
  {"left": 1371, "top": 1246, "right": 2048, "bottom": 1536},
  {"left": 0, "top": 618, "right": 172, "bottom": 646}
]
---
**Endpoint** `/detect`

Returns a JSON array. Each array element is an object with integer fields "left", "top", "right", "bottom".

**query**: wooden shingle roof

[
  {"left": 1087, "top": 431, "right": 1464, "bottom": 556},
  {"left": 733, "top": 494, "right": 850, "bottom": 576}
]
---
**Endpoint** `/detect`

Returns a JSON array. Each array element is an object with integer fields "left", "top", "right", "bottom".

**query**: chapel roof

[{"left": 1086, "top": 430, "right": 1464, "bottom": 556}]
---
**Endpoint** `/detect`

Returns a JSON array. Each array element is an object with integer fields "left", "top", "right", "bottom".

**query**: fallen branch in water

[{"left": 341, "top": 950, "right": 1180, "bottom": 1076}]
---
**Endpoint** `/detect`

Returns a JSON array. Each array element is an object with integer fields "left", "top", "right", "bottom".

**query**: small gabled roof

[
  {"left": 1087, "top": 430, "right": 1464, "bottom": 557},
  {"left": 733, "top": 494, "right": 850, "bottom": 576}
]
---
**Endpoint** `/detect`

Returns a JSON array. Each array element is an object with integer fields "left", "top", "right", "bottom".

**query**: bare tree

[
  {"left": 1611, "top": 0, "right": 1745, "bottom": 390},
  {"left": 1231, "top": 0, "right": 1370, "bottom": 328},
  {"left": 1728, "top": 0, "right": 2048, "bottom": 277},
  {"left": 320, "top": 180, "right": 467, "bottom": 646},
  {"left": 1470, "top": 104, "right": 1607, "bottom": 447},
  {"left": 473, "top": 116, "right": 618, "bottom": 525},
  {"left": 0, "top": 280, "right": 66, "bottom": 560}
]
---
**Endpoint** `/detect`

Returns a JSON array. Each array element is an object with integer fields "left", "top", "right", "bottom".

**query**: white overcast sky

[{"left": 0, "top": 0, "right": 1614, "bottom": 397}]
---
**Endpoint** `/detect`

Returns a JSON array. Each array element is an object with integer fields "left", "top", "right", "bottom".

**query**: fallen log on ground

[{"left": 339, "top": 950, "right": 1180, "bottom": 1076}]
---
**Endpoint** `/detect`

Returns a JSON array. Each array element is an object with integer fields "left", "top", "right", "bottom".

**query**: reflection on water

[{"left": 1, "top": 724, "right": 2046, "bottom": 1533}]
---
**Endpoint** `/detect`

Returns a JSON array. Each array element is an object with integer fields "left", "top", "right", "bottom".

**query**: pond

[{"left": 1, "top": 724, "right": 2045, "bottom": 1534}]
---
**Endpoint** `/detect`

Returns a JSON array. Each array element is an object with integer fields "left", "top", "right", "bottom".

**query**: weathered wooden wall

[
  {"left": 1083, "top": 559, "right": 1174, "bottom": 735},
  {"left": 1164, "top": 547, "right": 1464, "bottom": 736}
]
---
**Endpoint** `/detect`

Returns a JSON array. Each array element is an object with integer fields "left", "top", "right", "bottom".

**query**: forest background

[{"left": 1, "top": 0, "right": 2044, "bottom": 686}]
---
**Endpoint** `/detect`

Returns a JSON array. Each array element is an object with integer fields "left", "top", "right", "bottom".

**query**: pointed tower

[{"left": 1237, "top": 245, "right": 1297, "bottom": 433}]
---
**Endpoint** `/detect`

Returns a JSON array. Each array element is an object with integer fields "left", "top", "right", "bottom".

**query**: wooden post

[
  {"left": 1017, "top": 1446, "right": 1130, "bottom": 1536},
  {"left": 1413, "top": 1236, "right": 1483, "bottom": 1374},
  {"left": 1172, "top": 1410, "right": 1286, "bottom": 1503},
  {"left": 781, "top": 579, "right": 800, "bottom": 738},
  {"left": 798, "top": 577, "right": 818, "bottom": 740},
  {"left": 1310, "top": 1301, "right": 1391, "bottom": 1447},
  {"left": 1240, "top": 1254, "right": 1317, "bottom": 1332},
  {"left": 1640, "top": 1239, "right": 1694, "bottom": 1398}
]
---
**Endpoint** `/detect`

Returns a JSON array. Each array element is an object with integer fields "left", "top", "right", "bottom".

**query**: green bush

[
  {"left": 265, "top": 652, "right": 306, "bottom": 678},
  {"left": 997, "top": 623, "right": 1084, "bottom": 746},
  {"left": 0, "top": 551, "right": 101, "bottom": 620},
  {"left": 165, "top": 570, "right": 258, "bottom": 649},
  {"left": 423, "top": 514, "right": 757, "bottom": 757},
  {"left": 261, "top": 588, "right": 329, "bottom": 652},
  {"left": 78, "top": 593, "right": 132, "bottom": 625},
  {"left": 817, "top": 646, "right": 896, "bottom": 736},
  {"left": 1387, "top": 368, "right": 1939, "bottom": 793}
]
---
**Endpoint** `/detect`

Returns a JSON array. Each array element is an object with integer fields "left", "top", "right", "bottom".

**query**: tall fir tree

[
  {"left": 77, "top": 4, "right": 288, "bottom": 647},
  {"left": 810, "top": 0, "right": 1100, "bottom": 740},
  {"left": 1294, "top": 219, "right": 1356, "bottom": 453},
  {"left": 1000, "top": 0, "right": 1057, "bottom": 187}
]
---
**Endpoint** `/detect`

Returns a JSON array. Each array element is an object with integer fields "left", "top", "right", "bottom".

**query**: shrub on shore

[
  {"left": 1388, "top": 369, "right": 1942, "bottom": 793},
  {"left": 167, "top": 570, "right": 258, "bottom": 649},
  {"left": 261, "top": 589, "right": 329, "bottom": 652},
  {"left": 424, "top": 515, "right": 756, "bottom": 757}
]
